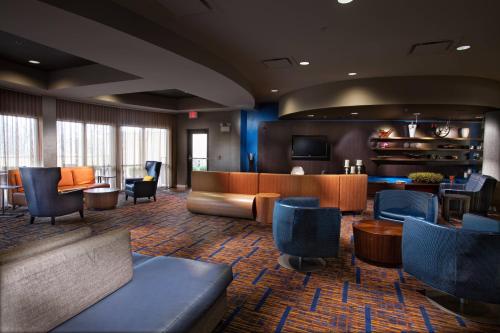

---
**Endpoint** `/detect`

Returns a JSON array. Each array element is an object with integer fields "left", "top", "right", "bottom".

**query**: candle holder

[
  {"left": 356, "top": 165, "right": 362, "bottom": 174},
  {"left": 344, "top": 167, "right": 349, "bottom": 174}
]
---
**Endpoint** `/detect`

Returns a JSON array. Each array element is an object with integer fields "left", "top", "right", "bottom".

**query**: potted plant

[{"left": 405, "top": 172, "right": 444, "bottom": 194}]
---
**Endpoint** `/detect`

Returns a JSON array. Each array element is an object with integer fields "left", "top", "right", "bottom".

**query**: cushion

[
  {"left": 52, "top": 256, "right": 232, "bottom": 333},
  {"left": 0, "top": 227, "right": 92, "bottom": 265},
  {"left": 143, "top": 175, "right": 154, "bottom": 181},
  {"left": 8, "top": 170, "right": 23, "bottom": 192},
  {"left": 380, "top": 208, "right": 426, "bottom": 222},
  {"left": 58, "top": 168, "right": 75, "bottom": 187},
  {"left": 72, "top": 167, "right": 95, "bottom": 185},
  {"left": 0, "top": 229, "right": 133, "bottom": 333}
]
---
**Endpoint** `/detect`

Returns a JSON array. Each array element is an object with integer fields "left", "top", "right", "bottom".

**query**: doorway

[{"left": 187, "top": 129, "right": 208, "bottom": 187}]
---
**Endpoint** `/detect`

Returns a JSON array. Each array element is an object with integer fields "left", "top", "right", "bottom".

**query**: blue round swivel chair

[{"left": 272, "top": 197, "right": 342, "bottom": 272}]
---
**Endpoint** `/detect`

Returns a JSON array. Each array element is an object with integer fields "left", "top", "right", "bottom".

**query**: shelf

[
  {"left": 371, "top": 148, "right": 482, "bottom": 152},
  {"left": 370, "top": 158, "right": 483, "bottom": 166},
  {"left": 369, "top": 137, "right": 483, "bottom": 142}
]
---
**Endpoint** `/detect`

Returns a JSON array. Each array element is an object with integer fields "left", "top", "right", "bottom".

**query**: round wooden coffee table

[
  {"left": 352, "top": 219, "right": 403, "bottom": 266},
  {"left": 256, "top": 193, "right": 281, "bottom": 224},
  {"left": 84, "top": 188, "right": 119, "bottom": 210}
]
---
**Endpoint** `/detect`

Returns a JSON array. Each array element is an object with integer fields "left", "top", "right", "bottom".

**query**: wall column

[
  {"left": 41, "top": 96, "right": 57, "bottom": 167},
  {"left": 483, "top": 110, "right": 500, "bottom": 210}
]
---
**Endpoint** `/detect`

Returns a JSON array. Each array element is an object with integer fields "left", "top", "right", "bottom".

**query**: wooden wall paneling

[
  {"left": 339, "top": 174, "right": 368, "bottom": 212},
  {"left": 191, "top": 171, "right": 229, "bottom": 192},
  {"left": 229, "top": 172, "right": 259, "bottom": 195}
]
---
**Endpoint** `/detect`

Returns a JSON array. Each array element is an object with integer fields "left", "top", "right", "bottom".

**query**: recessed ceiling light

[
  {"left": 299, "top": 61, "right": 310, "bottom": 66},
  {"left": 271, "top": 89, "right": 279, "bottom": 93},
  {"left": 350, "top": 112, "right": 359, "bottom": 115},
  {"left": 348, "top": 72, "right": 357, "bottom": 76},
  {"left": 307, "top": 114, "right": 315, "bottom": 117},
  {"left": 338, "top": 0, "right": 353, "bottom": 4},
  {"left": 456, "top": 45, "right": 471, "bottom": 51},
  {"left": 28, "top": 60, "right": 40, "bottom": 64},
  {"left": 475, "top": 115, "right": 483, "bottom": 119}
]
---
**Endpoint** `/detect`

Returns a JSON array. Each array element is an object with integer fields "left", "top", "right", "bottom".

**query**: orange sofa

[
  {"left": 187, "top": 171, "right": 367, "bottom": 219},
  {"left": 8, "top": 167, "right": 110, "bottom": 207}
]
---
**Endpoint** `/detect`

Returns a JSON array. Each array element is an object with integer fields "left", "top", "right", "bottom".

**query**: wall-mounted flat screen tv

[{"left": 292, "top": 135, "right": 330, "bottom": 160}]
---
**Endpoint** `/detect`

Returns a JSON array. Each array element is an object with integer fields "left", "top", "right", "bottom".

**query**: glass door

[{"left": 187, "top": 129, "right": 208, "bottom": 187}]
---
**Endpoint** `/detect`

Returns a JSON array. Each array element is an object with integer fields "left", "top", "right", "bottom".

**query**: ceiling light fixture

[
  {"left": 475, "top": 116, "right": 483, "bottom": 119},
  {"left": 348, "top": 72, "right": 357, "bottom": 76},
  {"left": 456, "top": 45, "right": 471, "bottom": 51},
  {"left": 307, "top": 114, "right": 315, "bottom": 117},
  {"left": 271, "top": 89, "right": 279, "bottom": 93},
  {"left": 299, "top": 61, "right": 310, "bottom": 66},
  {"left": 350, "top": 112, "right": 359, "bottom": 115},
  {"left": 28, "top": 60, "right": 40, "bottom": 64},
  {"left": 338, "top": 0, "right": 353, "bottom": 4}
]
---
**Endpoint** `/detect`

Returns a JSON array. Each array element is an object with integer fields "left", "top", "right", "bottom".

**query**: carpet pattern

[{"left": 0, "top": 190, "right": 498, "bottom": 333}]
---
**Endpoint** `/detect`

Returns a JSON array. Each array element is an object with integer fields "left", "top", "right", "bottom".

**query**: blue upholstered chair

[
  {"left": 125, "top": 161, "right": 162, "bottom": 204},
  {"left": 272, "top": 197, "right": 342, "bottom": 272},
  {"left": 374, "top": 190, "right": 438, "bottom": 223},
  {"left": 402, "top": 215, "right": 500, "bottom": 323},
  {"left": 439, "top": 173, "right": 497, "bottom": 215},
  {"left": 20, "top": 167, "right": 84, "bottom": 225}
]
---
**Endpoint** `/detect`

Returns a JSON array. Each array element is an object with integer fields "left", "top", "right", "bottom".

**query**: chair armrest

[
  {"left": 125, "top": 178, "right": 143, "bottom": 184},
  {"left": 439, "top": 183, "right": 466, "bottom": 191}
]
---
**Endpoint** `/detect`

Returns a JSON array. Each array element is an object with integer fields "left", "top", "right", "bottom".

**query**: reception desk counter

[{"left": 187, "top": 171, "right": 367, "bottom": 219}]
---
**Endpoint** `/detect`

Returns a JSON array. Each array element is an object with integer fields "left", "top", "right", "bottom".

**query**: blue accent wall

[{"left": 240, "top": 103, "right": 279, "bottom": 171}]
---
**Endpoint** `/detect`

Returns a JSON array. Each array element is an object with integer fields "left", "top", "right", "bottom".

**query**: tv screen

[{"left": 292, "top": 135, "right": 330, "bottom": 160}]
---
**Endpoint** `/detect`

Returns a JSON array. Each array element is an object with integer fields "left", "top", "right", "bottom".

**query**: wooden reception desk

[{"left": 188, "top": 172, "right": 367, "bottom": 218}]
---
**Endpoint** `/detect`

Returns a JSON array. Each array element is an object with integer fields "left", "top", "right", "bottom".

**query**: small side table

[
  {"left": 97, "top": 175, "right": 116, "bottom": 184},
  {"left": 0, "top": 184, "right": 24, "bottom": 217},
  {"left": 84, "top": 188, "right": 119, "bottom": 210},
  {"left": 352, "top": 219, "right": 403, "bottom": 266},
  {"left": 443, "top": 194, "right": 471, "bottom": 221},
  {"left": 256, "top": 193, "right": 281, "bottom": 224}
]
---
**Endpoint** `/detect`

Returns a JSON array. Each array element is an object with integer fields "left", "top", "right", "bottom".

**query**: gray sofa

[{"left": 0, "top": 228, "right": 232, "bottom": 333}]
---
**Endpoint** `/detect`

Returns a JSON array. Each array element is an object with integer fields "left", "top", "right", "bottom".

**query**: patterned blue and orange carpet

[{"left": 0, "top": 189, "right": 498, "bottom": 333}]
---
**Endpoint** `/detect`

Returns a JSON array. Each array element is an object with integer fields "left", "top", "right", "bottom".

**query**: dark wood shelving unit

[
  {"left": 369, "top": 137, "right": 483, "bottom": 142},
  {"left": 369, "top": 136, "right": 483, "bottom": 166},
  {"left": 370, "top": 158, "right": 483, "bottom": 165}
]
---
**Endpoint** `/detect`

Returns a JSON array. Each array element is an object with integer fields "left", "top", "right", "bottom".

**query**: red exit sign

[{"left": 188, "top": 111, "right": 198, "bottom": 119}]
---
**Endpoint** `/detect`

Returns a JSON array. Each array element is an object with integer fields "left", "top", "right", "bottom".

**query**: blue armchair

[
  {"left": 402, "top": 215, "right": 500, "bottom": 323},
  {"left": 272, "top": 197, "right": 342, "bottom": 272},
  {"left": 439, "top": 173, "right": 497, "bottom": 215},
  {"left": 20, "top": 167, "right": 84, "bottom": 225},
  {"left": 374, "top": 190, "right": 438, "bottom": 224},
  {"left": 125, "top": 161, "right": 162, "bottom": 204}
]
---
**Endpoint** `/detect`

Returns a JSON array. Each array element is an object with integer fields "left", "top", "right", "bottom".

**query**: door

[{"left": 187, "top": 129, "right": 208, "bottom": 187}]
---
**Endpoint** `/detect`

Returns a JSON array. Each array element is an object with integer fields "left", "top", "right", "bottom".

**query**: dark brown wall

[
  {"left": 258, "top": 120, "right": 482, "bottom": 177},
  {"left": 176, "top": 110, "right": 241, "bottom": 186}
]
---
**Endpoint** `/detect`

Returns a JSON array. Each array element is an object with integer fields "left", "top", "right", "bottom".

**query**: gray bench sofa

[{"left": 0, "top": 227, "right": 232, "bottom": 333}]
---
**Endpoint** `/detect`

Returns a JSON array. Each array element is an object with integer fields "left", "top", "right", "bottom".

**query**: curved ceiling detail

[
  {"left": 0, "top": 0, "right": 254, "bottom": 111},
  {"left": 279, "top": 76, "right": 500, "bottom": 118}
]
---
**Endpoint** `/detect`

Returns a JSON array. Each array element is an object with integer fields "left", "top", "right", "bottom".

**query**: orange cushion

[
  {"left": 58, "top": 168, "right": 75, "bottom": 187},
  {"left": 72, "top": 167, "right": 95, "bottom": 185},
  {"left": 8, "top": 170, "right": 23, "bottom": 192}
]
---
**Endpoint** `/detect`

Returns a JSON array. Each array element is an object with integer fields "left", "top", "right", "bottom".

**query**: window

[
  {"left": 57, "top": 121, "right": 84, "bottom": 167},
  {"left": 121, "top": 126, "right": 170, "bottom": 187},
  {"left": 86, "top": 124, "right": 116, "bottom": 177},
  {"left": 0, "top": 115, "right": 39, "bottom": 171},
  {"left": 145, "top": 128, "right": 170, "bottom": 187}
]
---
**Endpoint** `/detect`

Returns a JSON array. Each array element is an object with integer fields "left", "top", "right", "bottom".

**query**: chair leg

[
  {"left": 12, "top": 205, "right": 16, "bottom": 210},
  {"left": 51, "top": 217, "right": 56, "bottom": 225},
  {"left": 148, "top": 196, "right": 151, "bottom": 200},
  {"left": 153, "top": 195, "right": 156, "bottom": 202},
  {"left": 30, "top": 216, "right": 35, "bottom": 224},
  {"left": 134, "top": 198, "right": 137, "bottom": 205},
  {"left": 125, "top": 194, "right": 128, "bottom": 201},
  {"left": 79, "top": 209, "right": 84, "bottom": 218}
]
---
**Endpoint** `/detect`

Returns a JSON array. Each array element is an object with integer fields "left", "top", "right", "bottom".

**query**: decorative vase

[
  {"left": 459, "top": 127, "right": 470, "bottom": 138},
  {"left": 408, "top": 123, "right": 417, "bottom": 138}
]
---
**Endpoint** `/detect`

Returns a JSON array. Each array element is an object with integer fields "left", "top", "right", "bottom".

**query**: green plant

[{"left": 408, "top": 172, "right": 444, "bottom": 184}]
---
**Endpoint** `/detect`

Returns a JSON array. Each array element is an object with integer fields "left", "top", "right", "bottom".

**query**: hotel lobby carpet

[{"left": 0, "top": 190, "right": 498, "bottom": 333}]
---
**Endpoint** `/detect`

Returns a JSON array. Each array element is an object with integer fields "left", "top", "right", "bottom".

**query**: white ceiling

[
  {"left": 119, "top": 0, "right": 500, "bottom": 102},
  {"left": 1, "top": 0, "right": 499, "bottom": 112}
]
